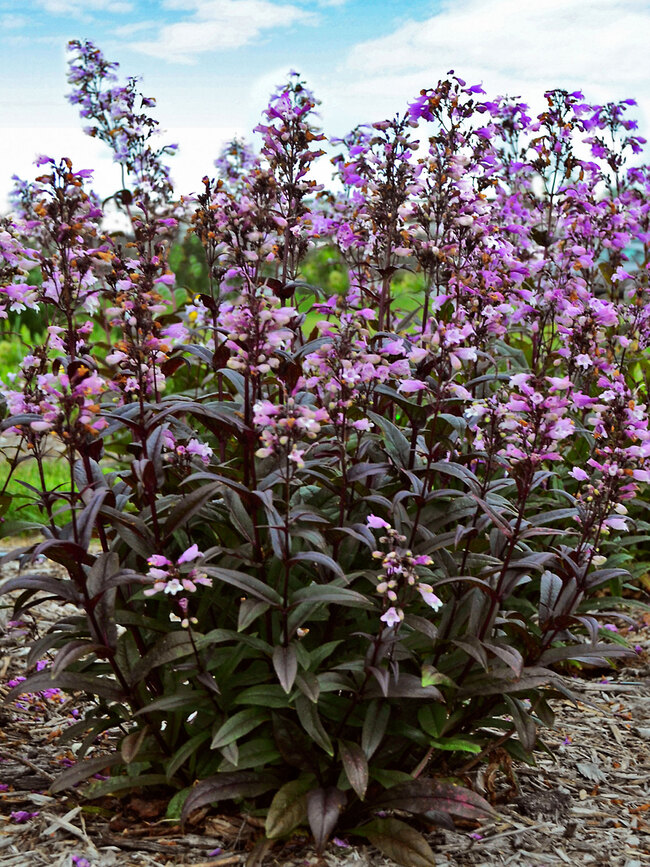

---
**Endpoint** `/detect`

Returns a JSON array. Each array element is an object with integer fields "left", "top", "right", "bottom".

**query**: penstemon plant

[{"left": 1, "top": 45, "right": 650, "bottom": 865}]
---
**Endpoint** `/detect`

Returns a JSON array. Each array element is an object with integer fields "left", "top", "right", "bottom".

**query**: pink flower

[
  {"left": 380, "top": 607, "right": 403, "bottom": 627},
  {"left": 398, "top": 379, "right": 427, "bottom": 394},
  {"left": 177, "top": 544, "right": 201, "bottom": 565},
  {"left": 417, "top": 584, "right": 443, "bottom": 611},
  {"left": 569, "top": 467, "right": 589, "bottom": 481},
  {"left": 367, "top": 515, "right": 391, "bottom": 529},
  {"left": 148, "top": 554, "right": 172, "bottom": 567}
]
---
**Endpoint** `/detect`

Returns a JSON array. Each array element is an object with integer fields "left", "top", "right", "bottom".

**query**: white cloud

[
  {"left": 346, "top": 0, "right": 649, "bottom": 85},
  {"left": 0, "top": 124, "right": 243, "bottom": 214},
  {"left": 0, "top": 13, "right": 28, "bottom": 28},
  {"left": 335, "top": 0, "right": 650, "bottom": 134},
  {"left": 131, "top": 0, "right": 315, "bottom": 64},
  {"left": 36, "top": 0, "right": 132, "bottom": 12}
]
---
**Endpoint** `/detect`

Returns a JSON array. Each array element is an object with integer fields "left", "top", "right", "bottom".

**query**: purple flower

[
  {"left": 333, "top": 837, "right": 350, "bottom": 848},
  {"left": 10, "top": 810, "right": 39, "bottom": 823}
]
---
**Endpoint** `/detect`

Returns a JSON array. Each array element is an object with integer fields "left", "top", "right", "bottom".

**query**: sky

[{"left": 1, "top": 0, "right": 650, "bottom": 210}]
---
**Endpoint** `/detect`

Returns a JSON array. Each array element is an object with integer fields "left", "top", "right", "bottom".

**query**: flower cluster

[
  {"left": 367, "top": 516, "right": 441, "bottom": 627},
  {"left": 67, "top": 39, "right": 177, "bottom": 209},
  {"left": 254, "top": 397, "right": 330, "bottom": 468},
  {"left": 144, "top": 544, "right": 211, "bottom": 598}
]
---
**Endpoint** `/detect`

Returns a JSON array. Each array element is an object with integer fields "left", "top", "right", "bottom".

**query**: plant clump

[{"left": 1, "top": 42, "right": 649, "bottom": 865}]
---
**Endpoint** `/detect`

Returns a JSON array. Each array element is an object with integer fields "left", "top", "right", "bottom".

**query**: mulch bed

[{"left": 1, "top": 543, "right": 649, "bottom": 866}]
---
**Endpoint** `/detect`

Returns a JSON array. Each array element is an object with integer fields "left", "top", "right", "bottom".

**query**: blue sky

[{"left": 1, "top": 0, "right": 650, "bottom": 209}]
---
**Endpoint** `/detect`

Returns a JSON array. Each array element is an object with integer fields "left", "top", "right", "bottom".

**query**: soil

[{"left": 1, "top": 539, "right": 649, "bottom": 867}]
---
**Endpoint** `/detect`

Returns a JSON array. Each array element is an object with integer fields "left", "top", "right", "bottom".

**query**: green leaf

[
  {"left": 429, "top": 737, "right": 482, "bottom": 754},
  {"left": 235, "top": 685, "right": 291, "bottom": 708},
  {"left": 295, "top": 672, "right": 320, "bottom": 703},
  {"left": 290, "top": 584, "right": 374, "bottom": 609},
  {"left": 358, "top": 817, "right": 436, "bottom": 867},
  {"left": 418, "top": 704, "right": 447, "bottom": 739},
  {"left": 265, "top": 776, "right": 313, "bottom": 839},
  {"left": 203, "top": 566, "right": 282, "bottom": 606},
  {"left": 129, "top": 632, "right": 194, "bottom": 686},
  {"left": 367, "top": 411, "right": 410, "bottom": 468},
  {"left": 289, "top": 551, "right": 345, "bottom": 580},
  {"left": 211, "top": 708, "right": 270, "bottom": 749},
  {"left": 167, "top": 731, "right": 211, "bottom": 780},
  {"left": 166, "top": 787, "right": 192, "bottom": 820},
  {"left": 272, "top": 644, "right": 298, "bottom": 694},
  {"left": 218, "top": 737, "right": 281, "bottom": 771},
  {"left": 421, "top": 666, "right": 456, "bottom": 689},
  {"left": 238, "top": 599, "right": 269, "bottom": 631}
]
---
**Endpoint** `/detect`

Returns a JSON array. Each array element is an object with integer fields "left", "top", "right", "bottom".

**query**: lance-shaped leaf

[
  {"left": 503, "top": 695, "right": 537, "bottom": 752},
  {"left": 6, "top": 670, "right": 123, "bottom": 703},
  {"left": 306, "top": 787, "right": 346, "bottom": 852},
  {"left": 203, "top": 566, "right": 282, "bottom": 606},
  {"left": 51, "top": 640, "right": 105, "bottom": 676},
  {"left": 272, "top": 714, "right": 315, "bottom": 771},
  {"left": 265, "top": 776, "right": 313, "bottom": 839},
  {"left": 295, "top": 695, "right": 333, "bottom": 755},
  {"left": 121, "top": 727, "right": 148, "bottom": 764},
  {"left": 50, "top": 753, "right": 125, "bottom": 794},
  {"left": 295, "top": 672, "right": 320, "bottom": 703},
  {"left": 357, "top": 817, "right": 436, "bottom": 867},
  {"left": 162, "top": 481, "right": 221, "bottom": 538},
  {"left": 339, "top": 740, "right": 369, "bottom": 800},
  {"left": 367, "top": 411, "right": 410, "bottom": 468},
  {"left": 372, "top": 778, "right": 495, "bottom": 822},
  {"left": 290, "top": 584, "right": 374, "bottom": 609},
  {"left": 166, "top": 731, "right": 211, "bottom": 781},
  {"left": 211, "top": 708, "right": 270, "bottom": 749},
  {"left": 238, "top": 599, "right": 270, "bottom": 631},
  {"left": 540, "top": 642, "right": 633, "bottom": 665},
  {"left": 288, "top": 551, "right": 345, "bottom": 581},
  {"left": 365, "top": 673, "right": 443, "bottom": 701},
  {"left": 0, "top": 573, "right": 81, "bottom": 604},
  {"left": 459, "top": 665, "right": 557, "bottom": 697},
  {"left": 539, "top": 570, "right": 563, "bottom": 623},
  {"left": 272, "top": 644, "right": 298, "bottom": 694},
  {"left": 77, "top": 488, "right": 110, "bottom": 550},
  {"left": 128, "top": 631, "right": 195, "bottom": 686},
  {"left": 86, "top": 551, "right": 120, "bottom": 598},
  {"left": 361, "top": 700, "right": 390, "bottom": 759},
  {"left": 181, "top": 772, "right": 276, "bottom": 826}
]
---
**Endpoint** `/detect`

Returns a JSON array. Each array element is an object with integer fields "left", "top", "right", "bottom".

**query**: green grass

[
  {"left": 0, "top": 329, "right": 39, "bottom": 383},
  {"left": 0, "top": 456, "right": 72, "bottom": 534}
]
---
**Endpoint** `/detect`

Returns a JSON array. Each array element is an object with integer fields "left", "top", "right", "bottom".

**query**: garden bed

[{"left": 1, "top": 542, "right": 649, "bottom": 867}]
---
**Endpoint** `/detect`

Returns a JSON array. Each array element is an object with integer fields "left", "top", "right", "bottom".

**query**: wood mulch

[{"left": 0, "top": 542, "right": 649, "bottom": 866}]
